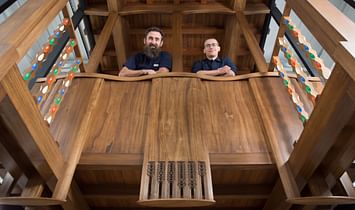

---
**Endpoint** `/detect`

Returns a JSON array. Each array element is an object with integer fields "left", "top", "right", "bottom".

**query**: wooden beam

[
  {"left": 0, "top": 67, "right": 90, "bottom": 210},
  {"left": 0, "top": 44, "right": 18, "bottom": 82},
  {"left": 107, "top": 0, "right": 127, "bottom": 72},
  {"left": 224, "top": 0, "right": 245, "bottom": 66},
  {"left": 288, "top": 0, "right": 354, "bottom": 58},
  {"left": 223, "top": 15, "right": 238, "bottom": 64},
  {"left": 237, "top": 12, "right": 268, "bottom": 72},
  {"left": 244, "top": 3, "right": 270, "bottom": 15},
  {"left": 0, "top": 67, "right": 64, "bottom": 179},
  {"left": 118, "top": 2, "right": 235, "bottom": 16},
  {"left": 85, "top": 13, "right": 117, "bottom": 73},
  {"left": 78, "top": 152, "right": 274, "bottom": 170},
  {"left": 172, "top": 12, "right": 183, "bottom": 72},
  {"left": 53, "top": 79, "right": 104, "bottom": 200},
  {"left": 80, "top": 183, "right": 271, "bottom": 199},
  {"left": 0, "top": 0, "right": 68, "bottom": 59},
  {"left": 288, "top": 65, "right": 355, "bottom": 189}
]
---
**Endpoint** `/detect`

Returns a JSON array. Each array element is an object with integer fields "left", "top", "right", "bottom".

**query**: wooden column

[
  {"left": 107, "top": 0, "right": 128, "bottom": 71},
  {"left": 224, "top": 0, "right": 246, "bottom": 67},
  {"left": 172, "top": 12, "right": 183, "bottom": 72}
]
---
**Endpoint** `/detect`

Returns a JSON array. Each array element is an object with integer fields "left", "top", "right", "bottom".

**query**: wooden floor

[{"left": 41, "top": 73, "right": 307, "bottom": 209}]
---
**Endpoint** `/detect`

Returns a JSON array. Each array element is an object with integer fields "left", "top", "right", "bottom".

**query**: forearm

[
  {"left": 119, "top": 67, "right": 147, "bottom": 77},
  {"left": 196, "top": 69, "right": 222, "bottom": 76}
]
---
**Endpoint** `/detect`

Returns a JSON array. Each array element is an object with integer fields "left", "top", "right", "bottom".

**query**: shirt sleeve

[
  {"left": 224, "top": 57, "right": 238, "bottom": 73},
  {"left": 192, "top": 60, "right": 202, "bottom": 73},
  {"left": 124, "top": 55, "right": 137, "bottom": 70},
  {"left": 159, "top": 52, "right": 172, "bottom": 71}
]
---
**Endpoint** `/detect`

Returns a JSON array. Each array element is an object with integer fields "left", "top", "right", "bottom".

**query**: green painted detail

[
  {"left": 309, "top": 53, "right": 315, "bottom": 60},
  {"left": 49, "top": 38, "right": 55, "bottom": 45},
  {"left": 305, "top": 85, "right": 311, "bottom": 93},
  {"left": 70, "top": 40, "right": 76, "bottom": 46},
  {"left": 283, "top": 80, "right": 289, "bottom": 86},
  {"left": 24, "top": 72, "right": 31, "bottom": 81},
  {"left": 55, "top": 97, "right": 61, "bottom": 105},
  {"left": 53, "top": 68, "right": 59, "bottom": 75},
  {"left": 300, "top": 115, "right": 307, "bottom": 123}
]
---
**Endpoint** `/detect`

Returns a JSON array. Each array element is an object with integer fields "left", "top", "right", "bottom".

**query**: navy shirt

[
  {"left": 192, "top": 57, "right": 237, "bottom": 74},
  {"left": 124, "top": 51, "right": 172, "bottom": 71}
]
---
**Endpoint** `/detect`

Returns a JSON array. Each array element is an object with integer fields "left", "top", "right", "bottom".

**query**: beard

[{"left": 143, "top": 44, "right": 161, "bottom": 58}]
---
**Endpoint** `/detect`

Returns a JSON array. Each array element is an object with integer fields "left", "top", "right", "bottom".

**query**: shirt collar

[{"left": 205, "top": 57, "right": 221, "bottom": 62}]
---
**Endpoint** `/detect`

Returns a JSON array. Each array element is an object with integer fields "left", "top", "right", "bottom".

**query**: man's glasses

[{"left": 204, "top": 43, "right": 218, "bottom": 48}]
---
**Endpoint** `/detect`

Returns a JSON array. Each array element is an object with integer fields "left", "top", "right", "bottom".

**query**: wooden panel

[
  {"left": 50, "top": 78, "right": 101, "bottom": 159},
  {"left": 83, "top": 81, "right": 151, "bottom": 153},
  {"left": 201, "top": 80, "right": 268, "bottom": 153}
]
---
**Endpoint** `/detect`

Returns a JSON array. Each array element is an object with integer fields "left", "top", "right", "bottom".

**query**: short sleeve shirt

[
  {"left": 192, "top": 57, "right": 237, "bottom": 74},
  {"left": 124, "top": 51, "right": 172, "bottom": 71}
]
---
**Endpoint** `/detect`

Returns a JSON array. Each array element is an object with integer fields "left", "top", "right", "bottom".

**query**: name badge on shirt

[{"left": 153, "top": 64, "right": 159, "bottom": 67}]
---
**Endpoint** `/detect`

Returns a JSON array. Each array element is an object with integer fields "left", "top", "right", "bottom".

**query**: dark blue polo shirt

[
  {"left": 192, "top": 57, "right": 237, "bottom": 74},
  {"left": 124, "top": 51, "right": 172, "bottom": 71}
]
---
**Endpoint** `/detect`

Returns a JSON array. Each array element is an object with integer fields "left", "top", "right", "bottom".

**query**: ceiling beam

[{"left": 84, "top": 2, "right": 270, "bottom": 17}]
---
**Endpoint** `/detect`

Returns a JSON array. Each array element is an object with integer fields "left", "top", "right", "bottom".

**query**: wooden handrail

[{"left": 35, "top": 71, "right": 323, "bottom": 83}]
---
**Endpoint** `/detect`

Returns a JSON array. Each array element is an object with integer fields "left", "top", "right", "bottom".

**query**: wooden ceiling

[{"left": 83, "top": 0, "right": 270, "bottom": 75}]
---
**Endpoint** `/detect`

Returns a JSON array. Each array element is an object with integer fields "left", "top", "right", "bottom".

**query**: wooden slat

[
  {"left": 85, "top": 13, "right": 117, "bottom": 73},
  {"left": 237, "top": 12, "right": 268, "bottom": 72},
  {"left": 53, "top": 79, "right": 104, "bottom": 200},
  {"left": 172, "top": 12, "right": 183, "bottom": 71},
  {"left": 287, "top": 196, "right": 355, "bottom": 205}
]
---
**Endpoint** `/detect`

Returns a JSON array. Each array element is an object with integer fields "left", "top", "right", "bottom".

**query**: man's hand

[
  {"left": 142, "top": 69, "right": 157, "bottom": 75},
  {"left": 217, "top": 65, "right": 231, "bottom": 75}
]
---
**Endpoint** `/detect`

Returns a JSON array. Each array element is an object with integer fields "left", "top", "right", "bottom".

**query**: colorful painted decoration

[
  {"left": 22, "top": 18, "right": 70, "bottom": 83},
  {"left": 43, "top": 59, "right": 82, "bottom": 125},
  {"left": 278, "top": 37, "right": 320, "bottom": 105},
  {"left": 273, "top": 56, "right": 310, "bottom": 123},
  {"left": 283, "top": 16, "right": 332, "bottom": 80}
]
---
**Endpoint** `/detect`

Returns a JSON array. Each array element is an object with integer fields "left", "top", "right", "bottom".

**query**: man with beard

[
  {"left": 192, "top": 38, "right": 237, "bottom": 76},
  {"left": 119, "top": 27, "right": 172, "bottom": 77}
]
